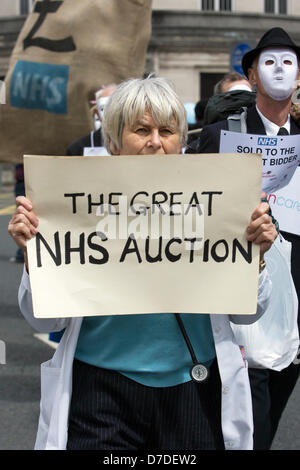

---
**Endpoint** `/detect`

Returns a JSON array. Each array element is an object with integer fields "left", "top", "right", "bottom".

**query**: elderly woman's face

[{"left": 115, "top": 112, "right": 182, "bottom": 155}]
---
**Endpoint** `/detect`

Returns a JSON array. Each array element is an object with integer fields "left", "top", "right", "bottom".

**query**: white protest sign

[
  {"left": 267, "top": 167, "right": 300, "bottom": 236},
  {"left": 220, "top": 131, "right": 300, "bottom": 193},
  {"left": 24, "top": 154, "right": 262, "bottom": 319}
]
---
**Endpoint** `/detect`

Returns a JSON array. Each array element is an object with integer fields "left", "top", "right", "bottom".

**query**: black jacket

[
  {"left": 186, "top": 106, "right": 300, "bottom": 154},
  {"left": 66, "top": 128, "right": 103, "bottom": 156}
]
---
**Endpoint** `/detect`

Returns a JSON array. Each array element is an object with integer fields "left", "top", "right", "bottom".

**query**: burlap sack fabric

[{"left": 0, "top": 0, "right": 152, "bottom": 163}]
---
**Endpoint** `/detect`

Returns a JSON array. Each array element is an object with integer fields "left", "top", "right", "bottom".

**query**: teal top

[{"left": 75, "top": 313, "right": 216, "bottom": 387}]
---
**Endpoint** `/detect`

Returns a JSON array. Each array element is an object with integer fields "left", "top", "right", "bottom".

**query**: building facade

[
  {"left": 149, "top": 0, "right": 300, "bottom": 103},
  {"left": 0, "top": 0, "right": 34, "bottom": 17},
  {"left": 152, "top": 0, "right": 300, "bottom": 15},
  {"left": 1, "top": 1, "right": 300, "bottom": 103}
]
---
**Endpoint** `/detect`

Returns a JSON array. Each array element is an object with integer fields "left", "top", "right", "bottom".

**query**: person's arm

[
  {"left": 8, "top": 196, "right": 69, "bottom": 332},
  {"left": 230, "top": 196, "right": 277, "bottom": 325}
]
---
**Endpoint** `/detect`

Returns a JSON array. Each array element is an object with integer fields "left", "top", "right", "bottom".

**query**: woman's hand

[
  {"left": 8, "top": 196, "right": 39, "bottom": 270},
  {"left": 246, "top": 193, "right": 277, "bottom": 262}
]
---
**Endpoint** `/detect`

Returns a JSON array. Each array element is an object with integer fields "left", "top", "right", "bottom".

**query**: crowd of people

[{"left": 7, "top": 27, "right": 300, "bottom": 451}]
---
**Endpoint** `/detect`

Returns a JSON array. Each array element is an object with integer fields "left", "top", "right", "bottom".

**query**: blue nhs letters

[
  {"left": 10, "top": 60, "right": 69, "bottom": 114},
  {"left": 257, "top": 137, "right": 278, "bottom": 146}
]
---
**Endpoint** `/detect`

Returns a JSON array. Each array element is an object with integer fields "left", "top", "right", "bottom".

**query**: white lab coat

[{"left": 18, "top": 267, "right": 272, "bottom": 451}]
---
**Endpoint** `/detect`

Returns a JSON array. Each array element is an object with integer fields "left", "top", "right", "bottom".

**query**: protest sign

[
  {"left": 268, "top": 167, "right": 300, "bottom": 236},
  {"left": 220, "top": 131, "right": 300, "bottom": 193},
  {"left": 24, "top": 153, "right": 262, "bottom": 319},
  {"left": 0, "top": 0, "right": 152, "bottom": 163}
]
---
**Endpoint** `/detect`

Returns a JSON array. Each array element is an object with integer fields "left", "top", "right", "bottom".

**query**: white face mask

[
  {"left": 97, "top": 96, "right": 110, "bottom": 120},
  {"left": 257, "top": 47, "right": 299, "bottom": 101}
]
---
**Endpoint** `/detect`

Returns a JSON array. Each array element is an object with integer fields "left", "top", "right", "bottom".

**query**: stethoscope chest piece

[
  {"left": 190, "top": 363, "right": 209, "bottom": 383},
  {"left": 174, "top": 313, "right": 211, "bottom": 384}
]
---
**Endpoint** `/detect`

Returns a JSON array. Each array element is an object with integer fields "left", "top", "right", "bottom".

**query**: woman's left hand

[{"left": 246, "top": 193, "right": 277, "bottom": 261}]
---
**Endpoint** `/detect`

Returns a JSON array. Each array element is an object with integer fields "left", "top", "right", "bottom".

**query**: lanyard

[{"left": 174, "top": 313, "right": 209, "bottom": 383}]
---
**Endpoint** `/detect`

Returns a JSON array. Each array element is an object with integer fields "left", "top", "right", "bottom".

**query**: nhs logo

[
  {"left": 10, "top": 60, "right": 69, "bottom": 114},
  {"left": 257, "top": 137, "right": 278, "bottom": 146}
]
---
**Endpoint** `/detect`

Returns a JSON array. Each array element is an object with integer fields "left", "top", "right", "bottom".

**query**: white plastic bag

[{"left": 231, "top": 235, "right": 299, "bottom": 371}]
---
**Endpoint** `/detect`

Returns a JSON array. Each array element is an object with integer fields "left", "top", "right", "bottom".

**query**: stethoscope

[{"left": 174, "top": 313, "right": 210, "bottom": 383}]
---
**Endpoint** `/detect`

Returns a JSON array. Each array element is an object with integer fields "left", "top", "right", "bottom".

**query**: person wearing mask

[
  {"left": 66, "top": 84, "right": 116, "bottom": 156},
  {"left": 186, "top": 27, "right": 300, "bottom": 449}
]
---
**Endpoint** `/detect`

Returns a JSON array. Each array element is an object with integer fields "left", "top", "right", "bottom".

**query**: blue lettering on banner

[
  {"left": 269, "top": 194, "right": 300, "bottom": 212},
  {"left": 257, "top": 137, "right": 278, "bottom": 146},
  {"left": 10, "top": 60, "right": 69, "bottom": 114}
]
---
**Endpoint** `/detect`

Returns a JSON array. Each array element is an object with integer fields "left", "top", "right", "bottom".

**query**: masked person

[
  {"left": 186, "top": 27, "right": 300, "bottom": 449},
  {"left": 66, "top": 84, "right": 116, "bottom": 157},
  {"left": 8, "top": 76, "right": 277, "bottom": 451}
]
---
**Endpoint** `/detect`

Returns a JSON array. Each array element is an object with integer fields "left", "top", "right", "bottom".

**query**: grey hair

[{"left": 102, "top": 75, "right": 188, "bottom": 153}]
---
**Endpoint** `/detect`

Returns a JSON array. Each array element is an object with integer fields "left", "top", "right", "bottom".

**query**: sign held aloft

[
  {"left": 24, "top": 153, "right": 262, "bottom": 318},
  {"left": 220, "top": 130, "right": 300, "bottom": 193}
]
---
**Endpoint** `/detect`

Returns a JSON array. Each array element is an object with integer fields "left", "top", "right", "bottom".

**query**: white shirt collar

[{"left": 256, "top": 105, "right": 290, "bottom": 136}]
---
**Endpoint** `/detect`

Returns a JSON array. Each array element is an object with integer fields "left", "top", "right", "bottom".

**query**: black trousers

[
  {"left": 249, "top": 232, "right": 300, "bottom": 450},
  {"left": 270, "top": 232, "right": 300, "bottom": 442},
  {"left": 67, "top": 359, "right": 225, "bottom": 451},
  {"left": 248, "top": 368, "right": 271, "bottom": 450},
  {"left": 249, "top": 363, "right": 300, "bottom": 450}
]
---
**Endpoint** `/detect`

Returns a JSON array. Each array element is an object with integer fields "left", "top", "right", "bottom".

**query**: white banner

[
  {"left": 24, "top": 153, "right": 262, "bottom": 319},
  {"left": 268, "top": 167, "right": 300, "bottom": 236},
  {"left": 220, "top": 131, "right": 300, "bottom": 193}
]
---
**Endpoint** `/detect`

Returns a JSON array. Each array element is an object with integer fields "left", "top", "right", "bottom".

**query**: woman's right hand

[{"left": 8, "top": 196, "right": 39, "bottom": 253}]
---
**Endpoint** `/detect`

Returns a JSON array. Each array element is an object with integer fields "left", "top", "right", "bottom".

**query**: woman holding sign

[{"left": 8, "top": 76, "right": 277, "bottom": 451}]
